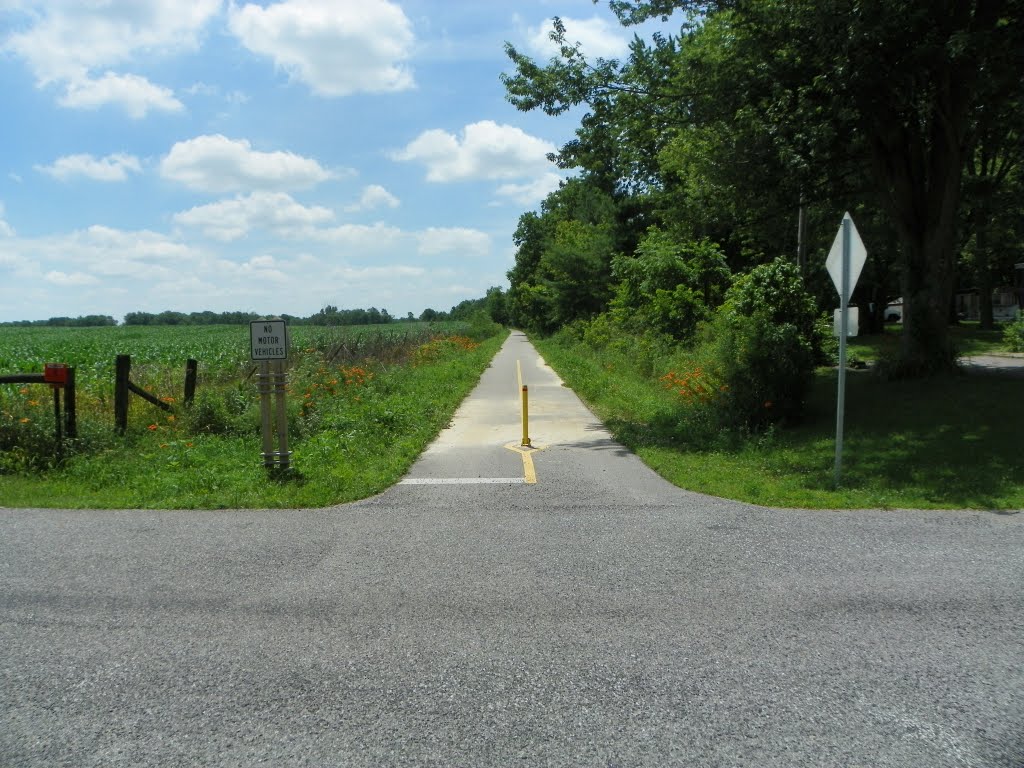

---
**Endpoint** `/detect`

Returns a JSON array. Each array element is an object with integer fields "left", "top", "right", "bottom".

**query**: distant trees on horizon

[
  {"left": 0, "top": 289, "right": 511, "bottom": 328},
  {"left": 0, "top": 314, "right": 118, "bottom": 328}
]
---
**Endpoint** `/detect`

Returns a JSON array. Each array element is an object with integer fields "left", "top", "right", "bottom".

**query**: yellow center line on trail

[
  {"left": 509, "top": 358, "right": 541, "bottom": 482},
  {"left": 505, "top": 442, "right": 542, "bottom": 484}
]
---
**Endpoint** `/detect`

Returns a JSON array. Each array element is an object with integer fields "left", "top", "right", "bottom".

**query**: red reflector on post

[{"left": 43, "top": 363, "right": 68, "bottom": 385}]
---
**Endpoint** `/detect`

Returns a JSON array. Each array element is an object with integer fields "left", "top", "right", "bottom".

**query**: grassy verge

[
  {"left": 0, "top": 330, "right": 507, "bottom": 509},
  {"left": 533, "top": 334, "right": 1023, "bottom": 510}
]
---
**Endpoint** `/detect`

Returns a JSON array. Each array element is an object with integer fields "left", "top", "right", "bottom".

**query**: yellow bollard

[{"left": 521, "top": 385, "right": 531, "bottom": 447}]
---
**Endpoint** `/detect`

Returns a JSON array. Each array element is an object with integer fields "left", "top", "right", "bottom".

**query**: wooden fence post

[
  {"left": 52, "top": 384, "right": 62, "bottom": 449},
  {"left": 65, "top": 367, "right": 76, "bottom": 439},
  {"left": 184, "top": 358, "right": 198, "bottom": 406},
  {"left": 115, "top": 354, "right": 130, "bottom": 435}
]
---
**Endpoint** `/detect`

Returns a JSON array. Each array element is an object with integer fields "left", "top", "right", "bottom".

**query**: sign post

[
  {"left": 825, "top": 213, "right": 867, "bottom": 487},
  {"left": 250, "top": 319, "right": 291, "bottom": 472}
]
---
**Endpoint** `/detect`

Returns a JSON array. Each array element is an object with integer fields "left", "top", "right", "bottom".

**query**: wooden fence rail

[{"left": 114, "top": 355, "right": 197, "bottom": 435}]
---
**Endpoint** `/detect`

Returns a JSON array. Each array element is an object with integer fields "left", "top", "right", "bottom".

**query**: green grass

[
  {"left": 1, "top": 326, "right": 507, "bottom": 508},
  {"left": 534, "top": 334, "right": 1023, "bottom": 510},
  {"left": 846, "top": 321, "right": 1016, "bottom": 363}
]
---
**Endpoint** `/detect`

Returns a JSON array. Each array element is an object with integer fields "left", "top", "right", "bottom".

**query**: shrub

[
  {"left": 610, "top": 230, "right": 731, "bottom": 342},
  {"left": 183, "top": 387, "right": 257, "bottom": 436},
  {"left": 580, "top": 313, "right": 618, "bottom": 349},
  {"left": 1004, "top": 317, "right": 1024, "bottom": 352},
  {"left": 465, "top": 310, "right": 502, "bottom": 341},
  {"left": 700, "top": 257, "right": 822, "bottom": 431},
  {"left": 0, "top": 415, "right": 60, "bottom": 473}
]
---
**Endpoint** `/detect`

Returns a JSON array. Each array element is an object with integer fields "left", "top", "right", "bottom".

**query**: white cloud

[
  {"left": 0, "top": 202, "right": 13, "bottom": 237},
  {"left": 228, "top": 0, "right": 415, "bottom": 96},
  {"left": 45, "top": 270, "right": 100, "bottom": 286},
  {"left": 36, "top": 153, "right": 142, "bottom": 182},
  {"left": 2, "top": 0, "right": 219, "bottom": 113},
  {"left": 249, "top": 254, "right": 276, "bottom": 269},
  {"left": 495, "top": 172, "right": 564, "bottom": 206},
  {"left": 329, "top": 264, "right": 426, "bottom": 282},
  {"left": 173, "top": 191, "right": 335, "bottom": 241},
  {"left": 226, "top": 255, "right": 289, "bottom": 283},
  {"left": 185, "top": 82, "right": 250, "bottom": 104},
  {"left": 4, "top": 1, "right": 221, "bottom": 83},
  {"left": 75, "top": 225, "right": 196, "bottom": 270},
  {"left": 311, "top": 222, "right": 405, "bottom": 249},
  {"left": 0, "top": 220, "right": 492, "bottom": 321},
  {"left": 526, "top": 16, "right": 629, "bottom": 60},
  {"left": 392, "top": 121, "right": 556, "bottom": 183},
  {"left": 58, "top": 72, "right": 184, "bottom": 118},
  {"left": 0, "top": 225, "right": 200, "bottom": 295},
  {"left": 417, "top": 227, "right": 490, "bottom": 259},
  {"left": 160, "top": 135, "right": 334, "bottom": 194},
  {"left": 345, "top": 184, "right": 400, "bottom": 212}
]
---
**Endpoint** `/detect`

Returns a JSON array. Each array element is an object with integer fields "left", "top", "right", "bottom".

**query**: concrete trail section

[{"left": 397, "top": 331, "right": 697, "bottom": 506}]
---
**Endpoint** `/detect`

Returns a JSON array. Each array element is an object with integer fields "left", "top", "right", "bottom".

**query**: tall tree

[
  {"left": 504, "top": 0, "right": 1024, "bottom": 373},
  {"left": 506, "top": 176, "right": 623, "bottom": 332}
]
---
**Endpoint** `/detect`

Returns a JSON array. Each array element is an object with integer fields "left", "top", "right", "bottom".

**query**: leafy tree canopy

[{"left": 503, "top": 0, "right": 1024, "bottom": 375}]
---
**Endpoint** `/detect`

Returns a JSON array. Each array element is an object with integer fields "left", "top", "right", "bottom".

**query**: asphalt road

[{"left": 2, "top": 331, "right": 1022, "bottom": 767}]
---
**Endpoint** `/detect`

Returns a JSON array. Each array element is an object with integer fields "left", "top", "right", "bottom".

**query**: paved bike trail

[{"left": 394, "top": 330, "right": 715, "bottom": 507}]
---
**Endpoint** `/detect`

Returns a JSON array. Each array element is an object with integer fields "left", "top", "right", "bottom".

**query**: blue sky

[{"left": 0, "top": 0, "right": 668, "bottom": 323}]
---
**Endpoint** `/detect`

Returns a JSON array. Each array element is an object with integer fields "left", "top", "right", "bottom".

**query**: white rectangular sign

[
  {"left": 250, "top": 320, "right": 288, "bottom": 360},
  {"left": 833, "top": 307, "right": 859, "bottom": 337}
]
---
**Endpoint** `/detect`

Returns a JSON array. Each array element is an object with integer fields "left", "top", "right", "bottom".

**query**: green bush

[
  {"left": 465, "top": 310, "right": 503, "bottom": 341},
  {"left": 184, "top": 387, "right": 258, "bottom": 436},
  {"left": 1004, "top": 317, "right": 1024, "bottom": 352},
  {"left": 610, "top": 230, "right": 730, "bottom": 342},
  {"left": 815, "top": 313, "right": 839, "bottom": 365},
  {"left": 0, "top": 416, "right": 60, "bottom": 473},
  {"left": 555, "top": 315, "right": 677, "bottom": 378},
  {"left": 701, "top": 257, "right": 822, "bottom": 430}
]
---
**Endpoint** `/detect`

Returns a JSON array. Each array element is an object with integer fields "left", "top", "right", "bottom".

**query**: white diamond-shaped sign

[{"left": 826, "top": 213, "right": 867, "bottom": 303}]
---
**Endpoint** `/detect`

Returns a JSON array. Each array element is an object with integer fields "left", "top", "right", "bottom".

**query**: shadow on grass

[
  {"left": 602, "top": 369, "right": 1022, "bottom": 509},
  {"left": 791, "top": 370, "right": 1023, "bottom": 507}
]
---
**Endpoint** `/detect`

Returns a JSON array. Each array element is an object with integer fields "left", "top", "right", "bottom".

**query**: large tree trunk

[
  {"left": 870, "top": 131, "right": 962, "bottom": 374},
  {"left": 866, "top": 50, "right": 969, "bottom": 375},
  {"left": 896, "top": 230, "right": 958, "bottom": 375}
]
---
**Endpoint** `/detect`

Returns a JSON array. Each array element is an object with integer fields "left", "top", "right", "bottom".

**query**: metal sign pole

[
  {"left": 834, "top": 217, "right": 850, "bottom": 488},
  {"left": 259, "top": 360, "right": 274, "bottom": 468},
  {"left": 273, "top": 360, "right": 290, "bottom": 470}
]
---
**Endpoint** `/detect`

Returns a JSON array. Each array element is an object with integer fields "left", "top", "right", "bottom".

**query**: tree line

[
  {"left": 1, "top": 315, "right": 118, "bottom": 328},
  {"left": 0, "top": 298, "right": 509, "bottom": 328},
  {"left": 500, "top": 0, "right": 1023, "bottom": 376}
]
